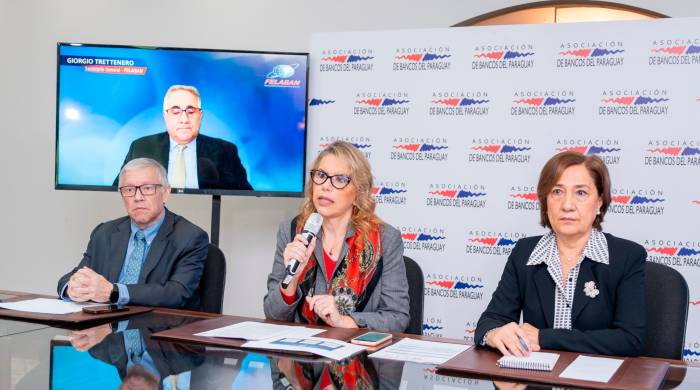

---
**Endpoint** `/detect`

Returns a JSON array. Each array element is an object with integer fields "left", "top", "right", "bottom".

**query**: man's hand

[
  {"left": 66, "top": 267, "right": 112, "bottom": 303},
  {"left": 305, "top": 295, "right": 357, "bottom": 328},
  {"left": 68, "top": 324, "right": 112, "bottom": 352}
]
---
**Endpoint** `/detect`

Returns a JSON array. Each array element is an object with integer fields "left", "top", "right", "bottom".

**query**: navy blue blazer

[
  {"left": 57, "top": 209, "right": 209, "bottom": 310},
  {"left": 475, "top": 233, "right": 646, "bottom": 357},
  {"left": 114, "top": 132, "right": 253, "bottom": 190}
]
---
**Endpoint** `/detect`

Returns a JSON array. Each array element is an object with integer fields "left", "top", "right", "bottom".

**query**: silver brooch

[{"left": 583, "top": 281, "right": 599, "bottom": 298}]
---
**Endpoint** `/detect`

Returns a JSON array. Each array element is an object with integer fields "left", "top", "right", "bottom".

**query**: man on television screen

[{"left": 114, "top": 85, "right": 253, "bottom": 190}]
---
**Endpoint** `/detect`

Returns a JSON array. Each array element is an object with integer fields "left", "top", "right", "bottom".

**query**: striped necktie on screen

[
  {"left": 171, "top": 144, "right": 187, "bottom": 188},
  {"left": 122, "top": 231, "right": 146, "bottom": 284}
]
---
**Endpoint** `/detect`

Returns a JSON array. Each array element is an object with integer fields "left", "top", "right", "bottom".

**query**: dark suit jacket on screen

[
  {"left": 114, "top": 132, "right": 253, "bottom": 190},
  {"left": 475, "top": 233, "right": 647, "bottom": 357},
  {"left": 56, "top": 209, "right": 209, "bottom": 310}
]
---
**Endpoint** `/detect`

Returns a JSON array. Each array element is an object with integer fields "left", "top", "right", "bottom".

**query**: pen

[{"left": 518, "top": 335, "right": 530, "bottom": 353}]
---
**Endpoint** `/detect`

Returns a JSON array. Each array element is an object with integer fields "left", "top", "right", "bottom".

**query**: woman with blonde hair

[{"left": 264, "top": 141, "right": 409, "bottom": 331}]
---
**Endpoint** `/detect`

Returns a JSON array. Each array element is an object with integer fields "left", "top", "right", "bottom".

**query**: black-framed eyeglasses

[
  {"left": 310, "top": 169, "right": 352, "bottom": 189},
  {"left": 119, "top": 184, "right": 163, "bottom": 197},
  {"left": 165, "top": 106, "right": 202, "bottom": 117}
]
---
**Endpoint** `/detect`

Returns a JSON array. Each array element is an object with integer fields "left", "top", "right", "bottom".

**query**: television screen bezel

[{"left": 54, "top": 42, "right": 309, "bottom": 198}]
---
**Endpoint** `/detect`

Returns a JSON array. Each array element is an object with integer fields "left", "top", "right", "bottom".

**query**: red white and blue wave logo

[
  {"left": 472, "top": 144, "right": 531, "bottom": 154},
  {"left": 426, "top": 278, "right": 483, "bottom": 290},
  {"left": 394, "top": 143, "right": 448, "bottom": 152},
  {"left": 511, "top": 91, "right": 576, "bottom": 116},
  {"left": 321, "top": 54, "right": 374, "bottom": 63},
  {"left": 645, "top": 239, "right": 700, "bottom": 269},
  {"left": 556, "top": 139, "right": 622, "bottom": 165},
  {"left": 395, "top": 52, "right": 451, "bottom": 62},
  {"left": 354, "top": 93, "right": 410, "bottom": 116},
  {"left": 394, "top": 47, "right": 451, "bottom": 71},
  {"left": 319, "top": 49, "right": 374, "bottom": 72},
  {"left": 560, "top": 48, "right": 624, "bottom": 57},
  {"left": 647, "top": 246, "right": 700, "bottom": 257},
  {"left": 469, "top": 139, "right": 532, "bottom": 164},
  {"left": 317, "top": 136, "right": 372, "bottom": 159},
  {"left": 425, "top": 274, "right": 485, "bottom": 300},
  {"left": 309, "top": 98, "right": 335, "bottom": 106},
  {"left": 609, "top": 189, "right": 666, "bottom": 216},
  {"left": 422, "top": 317, "right": 445, "bottom": 336},
  {"left": 651, "top": 44, "right": 700, "bottom": 56},
  {"left": 644, "top": 140, "right": 700, "bottom": 167},
  {"left": 402, "top": 231, "right": 446, "bottom": 242},
  {"left": 391, "top": 137, "right": 449, "bottom": 162},
  {"left": 647, "top": 146, "right": 700, "bottom": 157},
  {"left": 599, "top": 89, "right": 669, "bottom": 116},
  {"left": 508, "top": 187, "right": 540, "bottom": 211},
  {"left": 430, "top": 91, "right": 490, "bottom": 116},
  {"left": 372, "top": 181, "right": 408, "bottom": 205},
  {"left": 466, "top": 231, "right": 524, "bottom": 256},
  {"left": 472, "top": 44, "right": 535, "bottom": 69},
  {"left": 557, "top": 42, "right": 625, "bottom": 68},
  {"left": 649, "top": 39, "right": 700, "bottom": 66},
  {"left": 427, "top": 184, "right": 487, "bottom": 208},
  {"left": 601, "top": 95, "right": 669, "bottom": 105},
  {"left": 355, "top": 98, "right": 410, "bottom": 106},
  {"left": 474, "top": 48, "right": 534, "bottom": 60},
  {"left": 557, "top": 145, "right": 621, "bottom": 155},
  {"left": 400, "top": 226, "right": 446, "bottom": 252},
  {"left": 611, "top": 194, "right": 665, "bottom": 205}
]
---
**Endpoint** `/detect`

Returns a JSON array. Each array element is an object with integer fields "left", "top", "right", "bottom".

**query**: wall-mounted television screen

[{"left": 55, "top": 43, "right": 308, "bottom": 196}]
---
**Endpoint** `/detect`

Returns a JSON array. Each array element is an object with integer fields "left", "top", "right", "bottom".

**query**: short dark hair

[{"left": 537, "top": 151, "right": 611, "bottom": 230}]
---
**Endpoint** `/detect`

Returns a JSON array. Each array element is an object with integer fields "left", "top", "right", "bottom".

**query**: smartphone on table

[
  {"left": 350, "top": 332, "right": 392, "bottom": 347},
  {"left": 82, "top": 305, "right": 128, "bottom": 314}
]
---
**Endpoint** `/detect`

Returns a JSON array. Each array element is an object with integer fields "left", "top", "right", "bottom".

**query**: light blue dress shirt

[
  {"left": 113, "top": 212, "right": 166, "bottom": 305},
  {"left": 60, "top": 212, "right": 165, "bottom": 304},
  {"left": 167, "top": 137, "right": 199, "bottom": 189}
]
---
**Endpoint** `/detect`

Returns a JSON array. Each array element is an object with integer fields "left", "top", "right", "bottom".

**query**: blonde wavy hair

[{"left": 298, "top": 141, "right": 381, "bottom": 239}]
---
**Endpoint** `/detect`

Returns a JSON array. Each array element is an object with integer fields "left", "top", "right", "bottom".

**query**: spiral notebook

[{"left": 497, "top": 352, "right": 560, "bottom": 371}]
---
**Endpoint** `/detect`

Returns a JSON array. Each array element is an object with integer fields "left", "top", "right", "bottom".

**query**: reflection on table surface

[{"left": 0, "top": 310, "right": 698, "bottom": 390}]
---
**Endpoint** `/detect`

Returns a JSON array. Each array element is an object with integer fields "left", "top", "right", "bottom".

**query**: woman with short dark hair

[{"left": 475, "top": 151, "right": 646, "bottom": 357}]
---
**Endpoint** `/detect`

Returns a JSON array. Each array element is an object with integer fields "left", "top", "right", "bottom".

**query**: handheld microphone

[{"left": 281, "top": 212, "right": 323, "bottom": 289}]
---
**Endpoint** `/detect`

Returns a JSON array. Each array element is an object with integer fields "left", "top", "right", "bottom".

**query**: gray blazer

[
  {"left": 56, "top": 209, "right": 209, "bottom": 310},
  {"left": 263, "top": 217, "right": 410, "bottom": 332}
]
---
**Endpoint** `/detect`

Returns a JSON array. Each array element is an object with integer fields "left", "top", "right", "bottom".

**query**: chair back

[
  {"left": 403, "top": 256, "right": 424, "bottom": 335},
  {"left": 642, "top": 261, "right": 688, "bottom": 359},
  {"left": 199, "top": 244, "right": 227, "bottom": 314}
]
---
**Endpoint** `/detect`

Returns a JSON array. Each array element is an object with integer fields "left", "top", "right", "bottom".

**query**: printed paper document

[{"left": 369, "top": 338, "right": 470, "bottom": 365}]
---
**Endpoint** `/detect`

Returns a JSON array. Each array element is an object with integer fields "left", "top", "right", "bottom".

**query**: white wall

[{"left": 0, "top": 0, "right": 698, "bottom": 318}]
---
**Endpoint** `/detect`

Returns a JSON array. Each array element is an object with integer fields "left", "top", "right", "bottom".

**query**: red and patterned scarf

[{"left": 296, "top": 221, "right": 382, "bottom": 324}]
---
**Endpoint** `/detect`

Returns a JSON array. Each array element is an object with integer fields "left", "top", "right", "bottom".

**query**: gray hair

[
  {"left": 163, "top": 85, "right": 201, "bottom": 110},
  {"left": 118, "top": 158, "right": 169, "bottom": 187}
]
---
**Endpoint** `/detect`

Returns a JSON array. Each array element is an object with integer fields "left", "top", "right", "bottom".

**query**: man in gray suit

[{"left": 57, "top": 158, "right": 209, "bottom": 310}]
